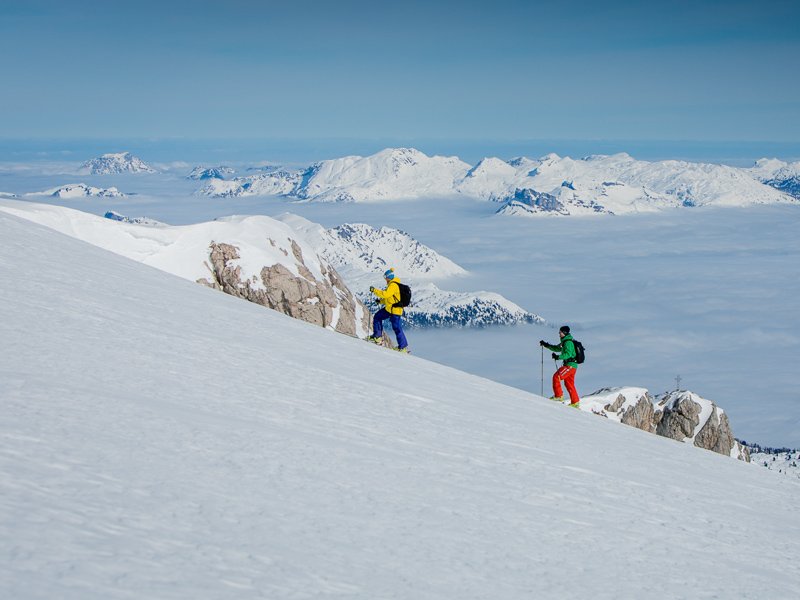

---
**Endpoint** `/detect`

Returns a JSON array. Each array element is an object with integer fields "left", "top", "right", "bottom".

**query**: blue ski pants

[{"left": 372, "top": 308, "right": 408, "bottom": 349}]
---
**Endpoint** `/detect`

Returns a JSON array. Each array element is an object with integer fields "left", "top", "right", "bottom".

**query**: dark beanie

[{"left": 559, "top": 325, "right": 570, "bottom": 334}]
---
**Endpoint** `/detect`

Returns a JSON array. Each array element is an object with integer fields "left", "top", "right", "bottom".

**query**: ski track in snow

[{"left": 2, "top": 211, "right": 800, "bottom": 599}]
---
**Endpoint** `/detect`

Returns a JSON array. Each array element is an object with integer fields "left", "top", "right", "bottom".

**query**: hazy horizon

[{"left": 1, "top": 137, "right": 798, "bottom": 168}]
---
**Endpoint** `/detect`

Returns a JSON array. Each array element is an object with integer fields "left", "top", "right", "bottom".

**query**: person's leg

[
  {"left": 389, "top": 314, "right": 408, "bottom": 349},
  {"left": 563, "top": 367, "right": 579, "bottom": 404},
  {"left": 372, "top": 308, "right": 389, "bottom": 338},
  {"left": 552, "top": 366, "right": 567, "bottom": 398}
]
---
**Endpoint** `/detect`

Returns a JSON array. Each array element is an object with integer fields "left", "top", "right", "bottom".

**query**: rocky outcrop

[
  {"left": 585, "top": 387, "right": 656, "bottom": 433},
  {"left": 199, "top": 241, "right": 370, "bottom": 337},
  {"left": 654, "top": 393, "right": 702, "bottom": 441},
  {"left": 582, "top": 387, "right": 750, "bottom": 462},
  {"left": 615, "top": 394, "right": 655, "bottom": 432},
  {"left": 654, "top": 391, "right": 750, "bottom": 461}
]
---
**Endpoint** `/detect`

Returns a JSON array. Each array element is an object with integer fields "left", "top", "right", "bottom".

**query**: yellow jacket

[{"left": 372, "top": 278, "right": 403, "bottom": 315}]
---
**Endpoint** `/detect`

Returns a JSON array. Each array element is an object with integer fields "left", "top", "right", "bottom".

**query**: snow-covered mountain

[
  {"left": 80, "top": 152, "right": 157, "bottom": 175},
  {"left": 186, "top": 166, "right": 235, "bottom": 180},
  {"left": 293, "top": 148, "right": 470, "bottom": 202},
  {"left": 198, "top": 169, "right": 301, "bottom": 197},
  {"left": 3, "top": 208, "right": 799, "bottom": 599},
  {"left": 276, "top": 214, "right": 542, "bottom": 327},
  {"left": 199, "top": 148, "right": 471, "bottom": 202},
  {"left": 468, "top": 152, "right": 793, "bottom": 215},
  {"left": 747, "top": 158, "right": 800, "bottom": 199},
  {"left": 277, "top": 215, "right": 467, "bottom": 281},
  {"left": 197, "top": 147, "right": 797, "bottom": 213},
  {"left": 29, "top": 183, "right": 125, "bottom": 198},
  {"left": 0, "top": 199, "right": 369, "bottom": 338}
]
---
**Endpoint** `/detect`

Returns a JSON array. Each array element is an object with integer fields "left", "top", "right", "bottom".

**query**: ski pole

[{"left": 540, "top": 345, "right": 544, "bottom": 396}]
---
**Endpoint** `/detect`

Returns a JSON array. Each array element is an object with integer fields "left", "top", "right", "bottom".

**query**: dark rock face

[
  {"left": 655, "top": 394, "right": 703, "bottom": 442},
  {"left": 619, "top": 396, "right": 656, "bottom": 432}
]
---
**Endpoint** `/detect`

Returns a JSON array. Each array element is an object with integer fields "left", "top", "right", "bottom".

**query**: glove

[
  {"left": 369, "top": 286, "right": 376, "bottom": 293},
  {"left": 539, "top": 340, "right": 546, "bottom": 346},
  {"left": 552, "top": 353, "right": 558, "bottom": 360}
]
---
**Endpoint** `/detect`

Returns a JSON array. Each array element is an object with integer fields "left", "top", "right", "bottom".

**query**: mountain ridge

[{"left": 196, "top": 147, "right": 797, "bottom": 213}]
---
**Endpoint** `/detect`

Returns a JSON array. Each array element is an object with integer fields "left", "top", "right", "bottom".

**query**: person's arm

[
  {"left": 540, "top": 340, "right": 562, "bottom": 352},
  {"left": 371, "top": 282, "right": 399, "bottom": 304}
]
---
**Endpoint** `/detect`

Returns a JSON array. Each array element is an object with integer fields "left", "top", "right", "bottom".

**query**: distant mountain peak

[
  {"left": 187, "top": 166, "right": 235, "bottom": 180},
  {"left": 31, "top": 183, "right": 125, "bottom": 198},
  {"left": 80, "top": 152, "right": 156, "bottom": 175}
]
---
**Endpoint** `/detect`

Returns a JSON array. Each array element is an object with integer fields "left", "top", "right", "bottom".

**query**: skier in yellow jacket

[{"left": 367, "top": 268, "right": 409, "bottom": 352}]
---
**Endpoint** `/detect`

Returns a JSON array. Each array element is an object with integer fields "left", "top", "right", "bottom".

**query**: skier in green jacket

[{"left": 540, "top": 325, "right": 580, "bottom": 408}]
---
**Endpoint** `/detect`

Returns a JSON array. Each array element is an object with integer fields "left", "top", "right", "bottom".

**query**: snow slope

[
  {"left": 2, "top": 210, "right": 799, "bottom": 599},
  {"left": 0, "top": 199, "right": 324, "bottom": 286},
  {"left": 748, "top": 448, "right": 800, "bottom": 480}
]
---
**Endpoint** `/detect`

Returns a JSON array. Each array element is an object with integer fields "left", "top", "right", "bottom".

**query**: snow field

[{"left": 2, "top": 212, "right": 799, "bottom": 599}]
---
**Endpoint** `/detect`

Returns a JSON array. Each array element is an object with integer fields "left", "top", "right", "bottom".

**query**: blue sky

[{"left": 0, "top": 0, "right": 798, "bottom": 160}]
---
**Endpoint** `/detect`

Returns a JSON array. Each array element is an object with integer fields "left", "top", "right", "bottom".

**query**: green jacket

[{"left": 545, "top": 334, "right": 578, "bottom": 368}]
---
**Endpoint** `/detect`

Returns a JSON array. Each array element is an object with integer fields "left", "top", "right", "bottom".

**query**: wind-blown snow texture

[{"left": 2, "top": 211, "right": 799, "bottom": 599}]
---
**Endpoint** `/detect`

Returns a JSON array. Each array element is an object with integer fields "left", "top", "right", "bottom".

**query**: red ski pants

[{"left": 553, "top": 365, "right": 579, "bottom": 404}]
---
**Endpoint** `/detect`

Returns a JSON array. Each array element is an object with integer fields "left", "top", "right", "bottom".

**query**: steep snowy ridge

[
  {"left": 80, "top": 152, "right": 157, "bottom": 175},
  {"left": 196, "top": 147, "right": 797, "bottom": 213},
  {"left": 0, "top": 199, "right": 369, "bottom": 337},
  {"left": 2, "top": 210, "right": 799, "bottom": 599}
]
